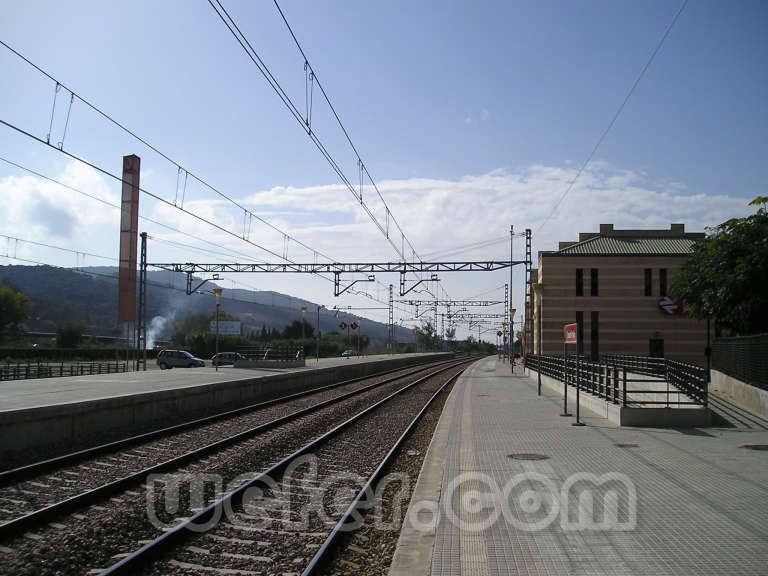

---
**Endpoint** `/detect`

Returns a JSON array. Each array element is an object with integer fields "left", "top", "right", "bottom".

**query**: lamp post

[
  {"left": 533, "top": 283, "right": 544, "bottom": 395},
  {"left": 316, "top": 304, "right": 324, "bottom": 362},
  {"left": 356, "top": 318, "right": 361, "bottom": 356},
  {"left": 213, "top": 288, "right": 223, "bottom": 372},
  {"left": 301, "top": 306, "right": 307, "bottom": 360}
]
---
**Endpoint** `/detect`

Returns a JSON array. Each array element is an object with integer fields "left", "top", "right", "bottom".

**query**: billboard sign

[{"left": 211, "top": 321, "right": 241, "bottom": 336}]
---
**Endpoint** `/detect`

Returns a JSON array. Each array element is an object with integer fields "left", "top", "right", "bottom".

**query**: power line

[
  {"left": 0, "top": 155, "right": 267, "bottom": 264},
  {"left": 0, "top": 41, "right": 416, "bottom": 312},
  {"left": 0, "top": 39, "right": 336, "bottom": 265},
  {"left": 0, "top": 233, "right": 117, "bottom": 263},
  {"left": 209, "top": 0, "right": 421, "bottom": 263},
  {"left": 535, "top": 0, "right": 689, "bottom": 235},
  {"left": 0, "top": 122, "right": 399, "bottom": 313}
]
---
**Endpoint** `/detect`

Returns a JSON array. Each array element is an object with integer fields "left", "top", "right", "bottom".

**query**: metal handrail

[{"left": 525, "top": 354, "right": 707, "bottom": 408}]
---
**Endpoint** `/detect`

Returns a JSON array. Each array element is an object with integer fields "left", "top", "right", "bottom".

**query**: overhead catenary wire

[
  {"left": 0, "top": 41, "right": 415, "bottom": 313},
  {"left": 535, "top": 0, "right": 689, "bottom": 235},
  {"left": 0, "top": 123, "right": 398, "bottom": 313},
  {"left": 0, "top": 39, "right": 335, "bottom": 266},
  {"left": 0, "top": 155, "right": 266, "bottom": 264},
  {"left": 208, "top": 0, "right": 421, "bottom": 264}
]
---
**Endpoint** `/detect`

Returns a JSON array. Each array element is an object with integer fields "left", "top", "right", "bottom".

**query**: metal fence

[
  {"left": 600, "top": 354, "right": 666, "bottom": 378},
  {"left": 712, "top": 333, "right": 768, "bottom": 391},
  {"left": 0, "top": 361, "right": 129, "bottom": 381},
  {"left": 238, "top": 346, "right": 305, "bottom": 362},
  {"left": 526, "top": 354, "right": 707, "bottom": 407}
]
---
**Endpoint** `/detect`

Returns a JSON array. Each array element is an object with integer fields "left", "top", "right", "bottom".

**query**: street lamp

[
  {"left": 213, "top": 288, "right": 223, "bottom": 372},
  {"left": 316, "top": 304, "right": 325, "bottom": 362},
  {"left": 301, "top": 306, "right": 307, "bottom": 360}
]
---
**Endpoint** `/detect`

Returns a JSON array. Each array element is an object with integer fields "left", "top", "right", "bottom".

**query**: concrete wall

[
  {"left": 710, "top": 369, "right": 768, "bottom": 419},
  {"left": 0, "top": 353, "right": 452, "bottom": 468}
]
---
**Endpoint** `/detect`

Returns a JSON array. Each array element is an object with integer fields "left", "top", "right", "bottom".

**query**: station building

[{"left": 531, "top": 223, "right": 707, "bottom": 365}]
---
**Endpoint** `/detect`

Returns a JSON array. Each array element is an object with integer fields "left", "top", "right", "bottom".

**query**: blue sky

[{"left": 0, "top": 0, "right": 765, "bottom": 337}]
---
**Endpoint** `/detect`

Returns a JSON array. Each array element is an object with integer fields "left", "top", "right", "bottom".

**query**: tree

[
  {"left": 281, "top": 319, "right": 314, "bottom": 340},
  {"left": 413, "top": 321, "right": 440, "bottom": 350},
  {"left": 0, "top": 285, "right": 31, "bottom": 342},
  {"left": 671, "top": 197, "right": 768, "bottom": 335}
]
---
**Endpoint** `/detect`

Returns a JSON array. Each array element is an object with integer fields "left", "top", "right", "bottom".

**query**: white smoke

[{"left": 147, "top": 313, "right": 175, "bottom": 349}]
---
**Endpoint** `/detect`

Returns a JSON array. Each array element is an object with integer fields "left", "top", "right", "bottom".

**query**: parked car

[
  {"left": 341, "top": 349, "right": 357, "bottom": 358},
  {"left": 211, "top": 352, "right": 245, "bottom": 366},
  {"left": 156, "top": 349, "right": 205, "bottom": 369}
]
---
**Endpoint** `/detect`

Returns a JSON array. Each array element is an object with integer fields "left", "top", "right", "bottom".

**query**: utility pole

[
  {"left": 316, "top": 304, "right": 324, "bottom": 362},
  {"left": 213, "top": 288, "right": 222, "bottom": 372},
  {"left": 510, "top": 225, "right": 514, "bottom": 370},
  {"left": 136, "top": 232, "right": 147, "bottom": 371},
  {"left": 388, "top": 284, "right": 394, "bottom": 354}
]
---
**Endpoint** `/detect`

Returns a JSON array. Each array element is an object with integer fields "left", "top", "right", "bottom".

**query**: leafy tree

[
  {"left": 281, "top": 319, "right": 315, "bottom": 340},
  {"left": 671, "top": 197, "right": 768, "bottom": 335},
  {"left": 413, "top": 321, "right": 440, "bottom": 350},
  {"left": 0, "top": 285, "right": 31, "bottom": 342},
  {"left": 170, "top": 311, "right": 239, "bottom": 345}
]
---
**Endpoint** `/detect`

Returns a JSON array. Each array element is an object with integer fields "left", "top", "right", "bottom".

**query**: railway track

[
  {"left": 0, "top": 357, "right": 471, "bottom": 575},
  {"left": 106, "top": 359, "right": 468, "bottom": 576}
]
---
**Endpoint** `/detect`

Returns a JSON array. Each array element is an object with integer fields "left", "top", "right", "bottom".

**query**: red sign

[
  {"left": 563, "top": 323, "right": 578, "bottom": 344},
  {"left": 339, "top": 322, "right": 347, "bottom": 330},
  {"left": 350, "top": 322, "right": 359, "bottom": 330},
  {"left": 497, "top": 331, "right": 502, "bottom": 337}
]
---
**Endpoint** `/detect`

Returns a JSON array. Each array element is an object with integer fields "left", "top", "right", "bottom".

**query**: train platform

[
  {"left": 0, "top": 353, "right": 430, "bottom": 411},
  {"left": 0, "top": 353, "right": 448, "bottom": 468},
  {"left": 390, "top": 357, "right": 768, "bottom": 576}
]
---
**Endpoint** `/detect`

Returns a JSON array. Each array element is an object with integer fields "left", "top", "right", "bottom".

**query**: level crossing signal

[{"left": 339, "top": 322, "right": 347, "bottom": 330}]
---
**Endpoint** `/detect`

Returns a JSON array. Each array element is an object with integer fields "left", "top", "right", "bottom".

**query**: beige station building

[{"left": 530, "top": 223, "right": 708, "bottom": 365}]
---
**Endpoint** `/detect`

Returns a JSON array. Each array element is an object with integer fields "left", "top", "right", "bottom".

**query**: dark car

[
  {"left": 211, "top": 352, "right": 245, "bottom": 366},
  {"left": 341, "top": 349, "right": 357, "bottom": 358},
  {"left": 156, "top": 349, "right": 205, "bottom": 369}
]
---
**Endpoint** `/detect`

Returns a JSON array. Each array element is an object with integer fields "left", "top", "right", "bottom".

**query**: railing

[
  {"left": 0, "top": 361, "right": 129, "bottom": 381},
  {"left": 238, "top": 346, "right": 304, "bottom": 363},
  {"left": 526, "top": 354, "right": 708, "bottom": 408},
  {"left": 600, "top": 354, "right": 666, "bottom": 378},
  {"left": 712, "top": 333, "right": 768, "bottom": 391}
]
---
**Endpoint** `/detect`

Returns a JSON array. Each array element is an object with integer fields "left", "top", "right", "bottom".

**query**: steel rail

[
  {"left": 0, "top": 358, "right": 464, "bottom": 539},
  {"left": 0, "top": 357, "right": 449, "bottom": 484},
  {"left": 303, "top": 364, "right": 467, "bottom": 575},
  {"left": 100, "top": 359, "right": 473, "bottom": 575}
]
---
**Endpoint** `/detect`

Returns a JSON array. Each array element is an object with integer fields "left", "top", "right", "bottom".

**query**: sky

[{"left": 0, "top": 0, "right": 766, "bottom": 339}]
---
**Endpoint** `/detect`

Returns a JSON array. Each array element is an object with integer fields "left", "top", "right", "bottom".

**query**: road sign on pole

[{"left": 563, "top": 323, "right": 577, "bottom": 344}]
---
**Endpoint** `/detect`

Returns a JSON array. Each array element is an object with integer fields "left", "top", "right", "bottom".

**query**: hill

[{"left": 0, "top": 265, "right": 413, "bottom": 347}]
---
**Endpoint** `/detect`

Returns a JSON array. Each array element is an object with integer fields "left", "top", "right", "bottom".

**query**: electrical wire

[
  {"left": 535, "top": 0, "right": 689, "bottom": 235},
  {"left": 0, "top": 39, "right": 335, "bottom": 265},
  {"left": 209, "top": 0, "right": 421, "bottom": 263},
  {"left": 0, "top": 155, "right": 267, "bottom": 264}
]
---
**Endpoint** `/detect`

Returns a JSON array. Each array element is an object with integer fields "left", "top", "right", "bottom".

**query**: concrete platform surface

[
  {"left": 390, "top": 357, "right": 768, "bottom": 576},
  {"left": 0, "top": 353, "right": 431, "bottom": 411}
]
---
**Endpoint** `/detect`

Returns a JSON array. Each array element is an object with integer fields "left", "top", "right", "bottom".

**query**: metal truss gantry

[{"left": 147, "top": 260, "right": 526, "bottom": 297}]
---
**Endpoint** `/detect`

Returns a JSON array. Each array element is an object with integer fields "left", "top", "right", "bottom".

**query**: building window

[
  {"left": 590, "top": 268, "right": 599, "bottom": 296},
  {"left": 660, "top": 268, "right": 667, "bottom": 297},
  {"left": 576, "top": 311, "right": 584, "bottom": 356},
  {"left": 576, "top": 268, "right": 584, "bottom": 296},
  {"left": 590, "top": 311, "right": 599, "bottom": 360},
  {"left": 644, "top": 268, "right": 652, "bottom": 296}
]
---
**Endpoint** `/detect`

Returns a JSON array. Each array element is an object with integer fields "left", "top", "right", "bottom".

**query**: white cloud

[{"left": 0, "top": 159, "right": 753, "bottom": 337}]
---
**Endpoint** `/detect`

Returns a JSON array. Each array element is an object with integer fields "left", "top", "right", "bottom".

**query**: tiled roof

[{"left": 555, "top": 236, "right": 696, "bottom": 256}]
